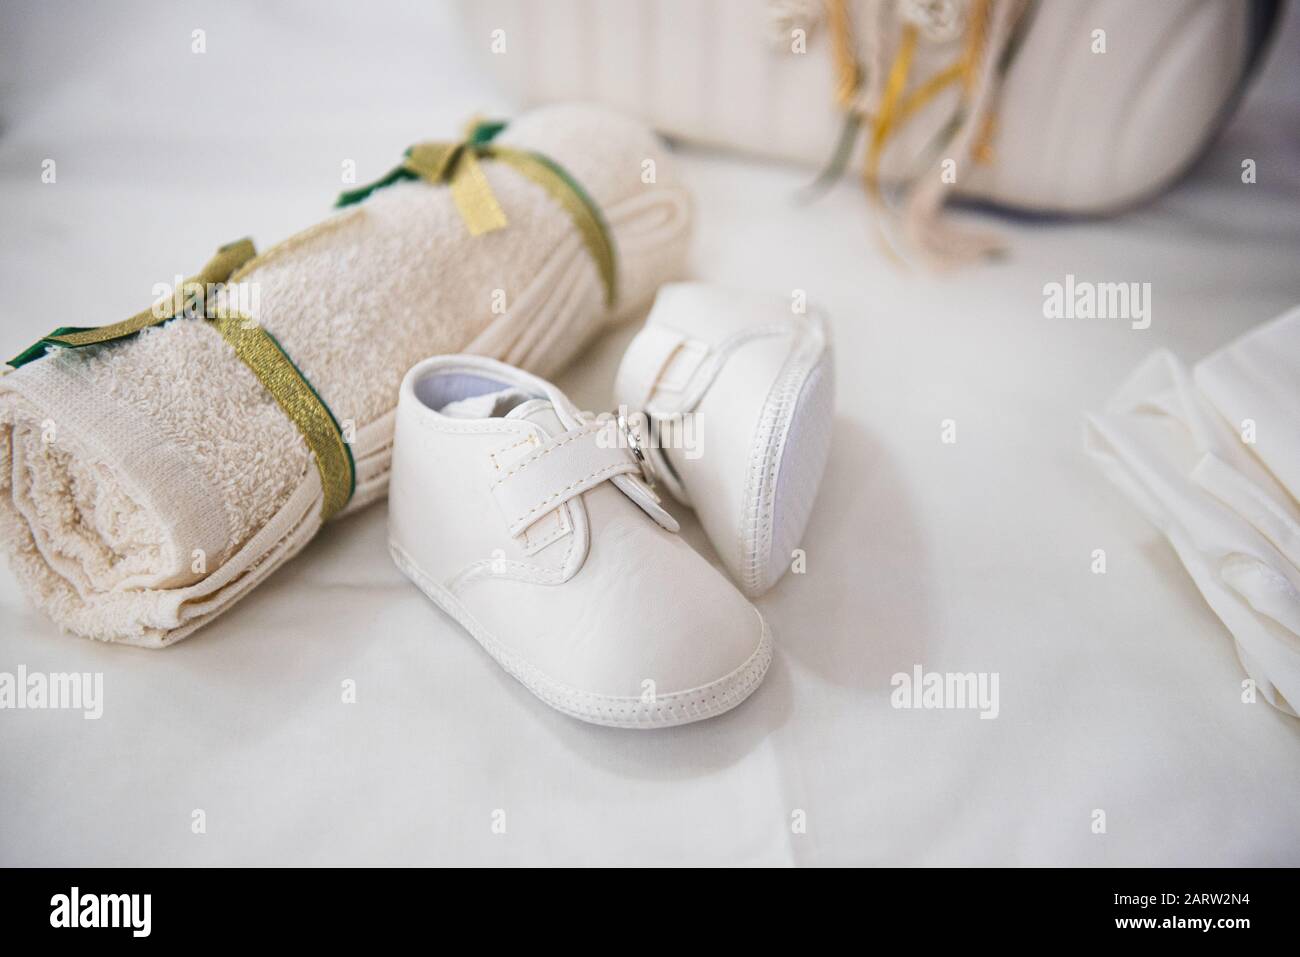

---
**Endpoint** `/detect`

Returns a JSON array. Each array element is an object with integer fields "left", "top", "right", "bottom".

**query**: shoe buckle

[{"left": 616, "top": 409, "right": 657, "bottom": 490}]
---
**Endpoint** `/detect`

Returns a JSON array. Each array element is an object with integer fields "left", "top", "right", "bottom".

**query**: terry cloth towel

[
  {"left": 0, "top": 103, "right": 692, "bottom": 648},
  {"left": 1086, "top": 306, "right": 1300, "bottom": 716}
]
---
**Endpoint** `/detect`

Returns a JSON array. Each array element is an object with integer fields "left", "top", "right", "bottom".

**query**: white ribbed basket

[{"left": 458, "top": 0, "right": 1256, "bottom": 213}]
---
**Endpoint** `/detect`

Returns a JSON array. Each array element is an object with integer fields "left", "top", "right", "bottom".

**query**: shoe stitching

[
  {"left": 416, "top": 416, "right": 528, "bottom": 436},
  {"left": 449, "top": 500, "right": 580, "bottom": 588},
  {"left": 506, "top": 461, "right": 636, "bottom": 532},
  {"left": 489, "top": 422, "right": 608, "bottom": 487},
  {"left": 489, "top": 434, "right": 540, "bottom": 473},
  {"left": 737, "top": 321, "right": 828, "bottom": 596},
  {"left": 520, "top": 506, "right": 572, "bottom": 553},
  {"left": 394, "top": 541, "right": 772, "bottom": 727}
]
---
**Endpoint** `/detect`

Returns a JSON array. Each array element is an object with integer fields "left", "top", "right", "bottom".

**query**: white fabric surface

[
  {"left": 2, "top": 0, "right": 1298, "bottom": 865},
  {"left": 1087, "top": 310, "right": 1300, "bottom": 716}
]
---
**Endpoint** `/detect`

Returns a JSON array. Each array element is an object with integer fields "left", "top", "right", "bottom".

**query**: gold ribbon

[
  {"left": 7, "top": 239, "right": 257, "bottom": 363},
  {"left": 823, "top": 0, "right": 994, "bottom": 198},
  {"left": 7, "top": 240, "right": 356, "bottom": 522},
  {"left": 339, "top": 121, "right": 618, "bottom": 308},
  {"left": 208, "top": 313, "right": 355, "bottom": 522},
  {"left": 864, "top": 23, "right": 920, "bottom": 199},
  {"left": 827, "top": 0, "right": 861, "bottom": 108},
  {"left": 7, "top": 114, "right": 617, "bottom": 524},
  {"left": 487, "top": 146, "right": 618, "bottom": 308},
  {"left": 403, "top": 140, "right": 509, "bottom": 237}
]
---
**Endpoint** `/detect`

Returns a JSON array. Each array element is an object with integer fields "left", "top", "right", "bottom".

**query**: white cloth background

[{"left": 1, "top": 0, "right": 1298, "bottom": 865}]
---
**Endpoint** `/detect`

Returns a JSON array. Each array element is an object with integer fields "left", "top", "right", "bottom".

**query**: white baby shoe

[
  {"left": 388, "top": 354, "right": 773, "bottom": 728},
  {"left": 615, "top": 283, "right": 834, "bottom": 598}
]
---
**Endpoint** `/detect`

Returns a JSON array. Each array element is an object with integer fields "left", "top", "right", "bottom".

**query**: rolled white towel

[
  {"left": 1086, "top": 306, "right": 1300, "bottom": 715},
  {"left": 0, "top": 103, "right": 692, "bottom": 647}
]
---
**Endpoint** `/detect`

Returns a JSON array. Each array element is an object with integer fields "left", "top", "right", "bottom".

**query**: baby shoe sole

[
  {"left": 738, "top": 312, "right": 834, "bottom": 598},
  {"left": 390, "top": 541, "right": 773, "bottom": 729}
]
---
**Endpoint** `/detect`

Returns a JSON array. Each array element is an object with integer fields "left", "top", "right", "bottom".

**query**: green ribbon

[
  {"left": 3, "top": 115, "right": 618, "bottom": 522},
  {"left": 337, "top": 119, "right": 617, "bottom": 307},
  {"left": 336, "top": 119, "right": 506, "bottom": 212},
  {"left": 6, "top": 239, "right": 356, "bottom": 521},
  {"left": 7, "top": 239, "right": 258, "bottom": 369}
]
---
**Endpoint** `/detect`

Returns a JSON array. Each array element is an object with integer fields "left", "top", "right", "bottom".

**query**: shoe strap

[
  {"left": 615, "top": 323, "right": 710, "bottom": 414},
  {"left": 616, "top": 319, "right": 798, "bottom": 417},
  {"left": 489, "top": 420, "right": 644, "bottom": 538}
]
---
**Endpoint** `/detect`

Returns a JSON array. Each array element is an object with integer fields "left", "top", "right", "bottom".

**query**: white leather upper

[
  {"left": 388, "top": 354, "right": 770, "bottom": 715},
  {"left": 490, "top": 419, "right": 640, "bottom": 538},
  {"left": 615, "top": 283, "right": 834, "bottom": 596},
  {"left": 616, "top": 284, "right": 801, "bottom": 420}
]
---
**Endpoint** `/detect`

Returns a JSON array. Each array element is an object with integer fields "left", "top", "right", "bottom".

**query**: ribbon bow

[
  {"left": 336, "top": 119, "right": 617, "bottom": 306},
  {"left": 337, "top": 120, "right": 509, "bottom": 236}
]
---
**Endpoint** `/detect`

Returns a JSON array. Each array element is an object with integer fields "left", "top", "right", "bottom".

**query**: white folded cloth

[
  {"left": 1086, "top": 307, "right": 1300, "bottom": 715},
  {"left": 0, "top": 103, "right": 692, "bottom": 647}
]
